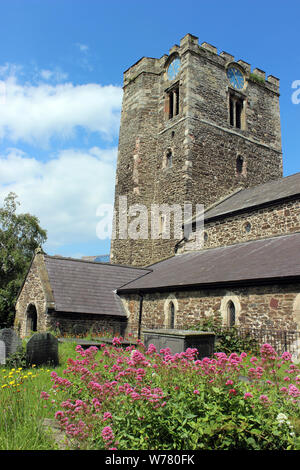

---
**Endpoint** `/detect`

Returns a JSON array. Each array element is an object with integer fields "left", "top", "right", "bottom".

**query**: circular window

[{"left": 244, "top": 222, "right": 251, "bottom": 233}]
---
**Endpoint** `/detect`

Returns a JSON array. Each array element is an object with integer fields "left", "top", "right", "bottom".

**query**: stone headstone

[
  {"left": 143, "top": 329, "right": 215, "bottom": 359},
  {"left": 0, "top": 340, "right": 6, "bottom": 365},
  {"left": 0, "top": 328, "right": 22, "bottom": 358},
  {"left": 26, "top": 332, "right": 59, "bottom": 367}
]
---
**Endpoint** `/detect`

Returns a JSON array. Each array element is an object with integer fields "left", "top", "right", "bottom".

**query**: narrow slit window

[
  {"left": 236, "top": 156, "right": 244, "bottom": 174},
  {"left": 227, "top": 301, "right": 236, "bottom": 327},
  {"left": 166, "top": 150, "right": 173, "bottom": 168},
  {"left": 169, "top": 302, "right": 175, "bottom": 328}
]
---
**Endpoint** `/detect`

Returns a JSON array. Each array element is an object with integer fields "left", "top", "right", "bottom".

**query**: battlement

[
  {"left": 179, "top": 34, "right": 279, "bottom": 90},
  {"left": 123, "top": 33, "right": 279, "bottom": 91}
]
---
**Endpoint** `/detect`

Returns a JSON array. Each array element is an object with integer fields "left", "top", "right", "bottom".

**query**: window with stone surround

[
  {"left": 164, "top": 296, "right": 178, "bottom": 328},
  {"left": 236, "top": 155, "right": 244, "bottom": 174},
  {"left": 227, "top": 300, "right": 236, "bottom": 327},
  {"left": 166, "top": 85, "right": 179, "bottom": 119},
  {"left": 164, "top": 149, "right": 173, "bottom": 169},
  {"left": 229, "top": 92, "right": 245, "bottom": 129},
  {"left": 169, "top": 301, "right": 175, "bottom": 328}
]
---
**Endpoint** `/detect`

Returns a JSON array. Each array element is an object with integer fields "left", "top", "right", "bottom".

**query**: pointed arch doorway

[{"left": 26, "top": 304, "right": 38, "bottom": 334}]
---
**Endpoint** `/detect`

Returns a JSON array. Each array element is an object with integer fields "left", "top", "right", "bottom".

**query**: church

[{"left": 14, "top": 34, "right": 300, "bottom": 343}]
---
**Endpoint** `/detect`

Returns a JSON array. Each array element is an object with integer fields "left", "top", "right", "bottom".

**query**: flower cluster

[{"left": 40, "top": 340, "right": 300, "bottom": 450}]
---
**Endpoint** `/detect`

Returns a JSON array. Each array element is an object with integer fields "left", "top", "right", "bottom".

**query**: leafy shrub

[
  {"left": 5, "top": 346, "right": 27, "bottom": 369},
  {"left": 41, "top": 339, "right": 300, "bottom": 450},
  {"left": 188, "top": 317, "right": 259, "bottom": 355}
]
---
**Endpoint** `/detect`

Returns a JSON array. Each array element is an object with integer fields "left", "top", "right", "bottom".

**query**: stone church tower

[{"left": 110, "top": 33, "right": 283, "bottom": 267}]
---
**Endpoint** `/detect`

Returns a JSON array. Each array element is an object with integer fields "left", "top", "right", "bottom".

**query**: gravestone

[
  {"left": 0, "top": 328, "right": 22, "bottom": 359},
  {"left": 0, "top": 340, "right": 6, "bottom": 365},
  {"left": 143, "top": 329, "right": 215, "bottom": 359},
  {"left": 26, "top": 332, "right": 59, "bottom": 367}
]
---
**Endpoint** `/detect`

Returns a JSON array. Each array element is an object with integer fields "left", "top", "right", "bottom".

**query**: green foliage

[
  {"left": 249, "top": 73, "right": 265, "bottom": 85},
  {"left": 5, "top": 346, "right": 27, "bottom": 369},
  {"left": 0, "top": 192, "right": 47, "bottom": 327},
  {"left": 188, "top": 316, "right": 259, "bottom": 355}
]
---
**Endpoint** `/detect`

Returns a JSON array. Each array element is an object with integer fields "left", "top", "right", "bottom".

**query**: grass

[{"left": 0, "top": 341, "right": 78, "bottom": 450}]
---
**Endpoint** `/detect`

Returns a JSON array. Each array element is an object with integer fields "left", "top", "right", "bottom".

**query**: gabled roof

[
  {"left": 43, "top": 255, "right": 150, "bottom": 316},
  {"left": 192, "top": 172, "right": 300, "bottom": 225},
  {"left": 117, "top": 232, "right": 300, "bottom": 293}
]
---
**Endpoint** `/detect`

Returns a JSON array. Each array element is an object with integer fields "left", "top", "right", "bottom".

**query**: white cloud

[
  {"left": 40, "top": 68, "right": 69, "bottom": 82},
  {"left": 0, "top": 147, "right": 117, "bottom": 251},
  {"left": 0, "top": 74, "right": 122, "bottom": 146},
  {"left": 76, "top": 43, "right": 89, "bottom": 53}
]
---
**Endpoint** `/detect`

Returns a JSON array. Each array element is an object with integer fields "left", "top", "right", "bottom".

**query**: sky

[{"left": 0, "top": 0, "right": 299, "bottom": 259}]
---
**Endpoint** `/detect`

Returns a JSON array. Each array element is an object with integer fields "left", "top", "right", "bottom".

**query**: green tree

[{"left": 0, "top": 193, "right": 47, "bottom": 327}]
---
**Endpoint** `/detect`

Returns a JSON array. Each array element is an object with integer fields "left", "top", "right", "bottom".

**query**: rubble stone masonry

[
  {"left": 121, "top": 284, "right": 300, "bottom": 334},
  {"left": 183, "top": 197, "right": 300, "bottom": 252}
]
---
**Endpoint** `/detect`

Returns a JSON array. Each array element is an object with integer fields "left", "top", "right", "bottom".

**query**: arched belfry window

[{"left": 227, "top": 301, "right": 236, "bottom": 327}]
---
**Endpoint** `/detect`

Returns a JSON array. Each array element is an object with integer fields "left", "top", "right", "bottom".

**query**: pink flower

[
  {"left": 40, "top": 391, "right": 50, "bottom": 400},
  {"left": 112, "top": 337, "right": 122, "bottom": 346},
  {"left": 103, "top": 412, "right": 113, "bottom": 421},
  {"left": 229, "top": 389, "right": 237, "bottom": 396},
  {"left": 244, "top": 392, "right": 253, "bottom": 399},
  {"left": 146, "top": 343, "right": 157, "bottom": 354},
  {"left": 193, "top": 389, "right": 200, "bottom": 394},
  {"left": 259, "top": 394, "right": 269, "bottom": 402},
  {"left": 288, "top": 384, "right": 300, "bottom": 398},
  {"left": 281, "top": 351, "right": 292, "bottom": 362},
  {"left": 260, "top": 344, "right": 277, "bottom": 361},
  {"left": 225, "top": 379, "right": 234, "bottom": 386},
  {"left": 102, "top": 426, "right": 115, "bottom": 443}
]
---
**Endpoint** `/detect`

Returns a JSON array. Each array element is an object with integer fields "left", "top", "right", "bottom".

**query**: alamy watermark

[
  {"left": 291, "top": 80, "right": 300, "bottom": 104},
  {"left": 96, "top": 196, "right": 204, "bottom": 249}
]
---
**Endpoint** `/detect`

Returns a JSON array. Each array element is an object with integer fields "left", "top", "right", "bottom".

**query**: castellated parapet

[{"left": 110, "top": 33, "right": 283, "bottom": 267}]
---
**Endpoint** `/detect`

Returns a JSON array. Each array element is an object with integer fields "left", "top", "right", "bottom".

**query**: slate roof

[
  {"left": 44, "top": 255, "right": 150, "bottom": 316},
  {"left": 193, "top": 172, "right": 300, "bottom": 224},
  {"left": 117, "top": 232, "right": 300, "bottom": 293}
]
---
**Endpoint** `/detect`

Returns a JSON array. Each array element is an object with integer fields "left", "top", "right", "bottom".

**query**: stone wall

[
  {"left": 121, "top": 283, "right": 300, "bottom": 333},
  {"left": 46, "top": 312, "right": 127, "bottom": 337},
  {"left": 14, "top": 258, "right": 49, "bottom": 337},
  {"left": 183, "top": 197, "right": 300, "bottom": 252}
]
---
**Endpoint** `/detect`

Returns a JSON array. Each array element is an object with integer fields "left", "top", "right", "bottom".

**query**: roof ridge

[
  {"left": 187, "top": 230, "right": 300, "bottom": 255},
  {"left": 44, "top": 254, "right": 151, "bottom": 270}
]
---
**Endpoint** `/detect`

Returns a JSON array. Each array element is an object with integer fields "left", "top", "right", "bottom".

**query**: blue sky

[{"left": 0, "top": 0, "right": 299, "bottom": 258}]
